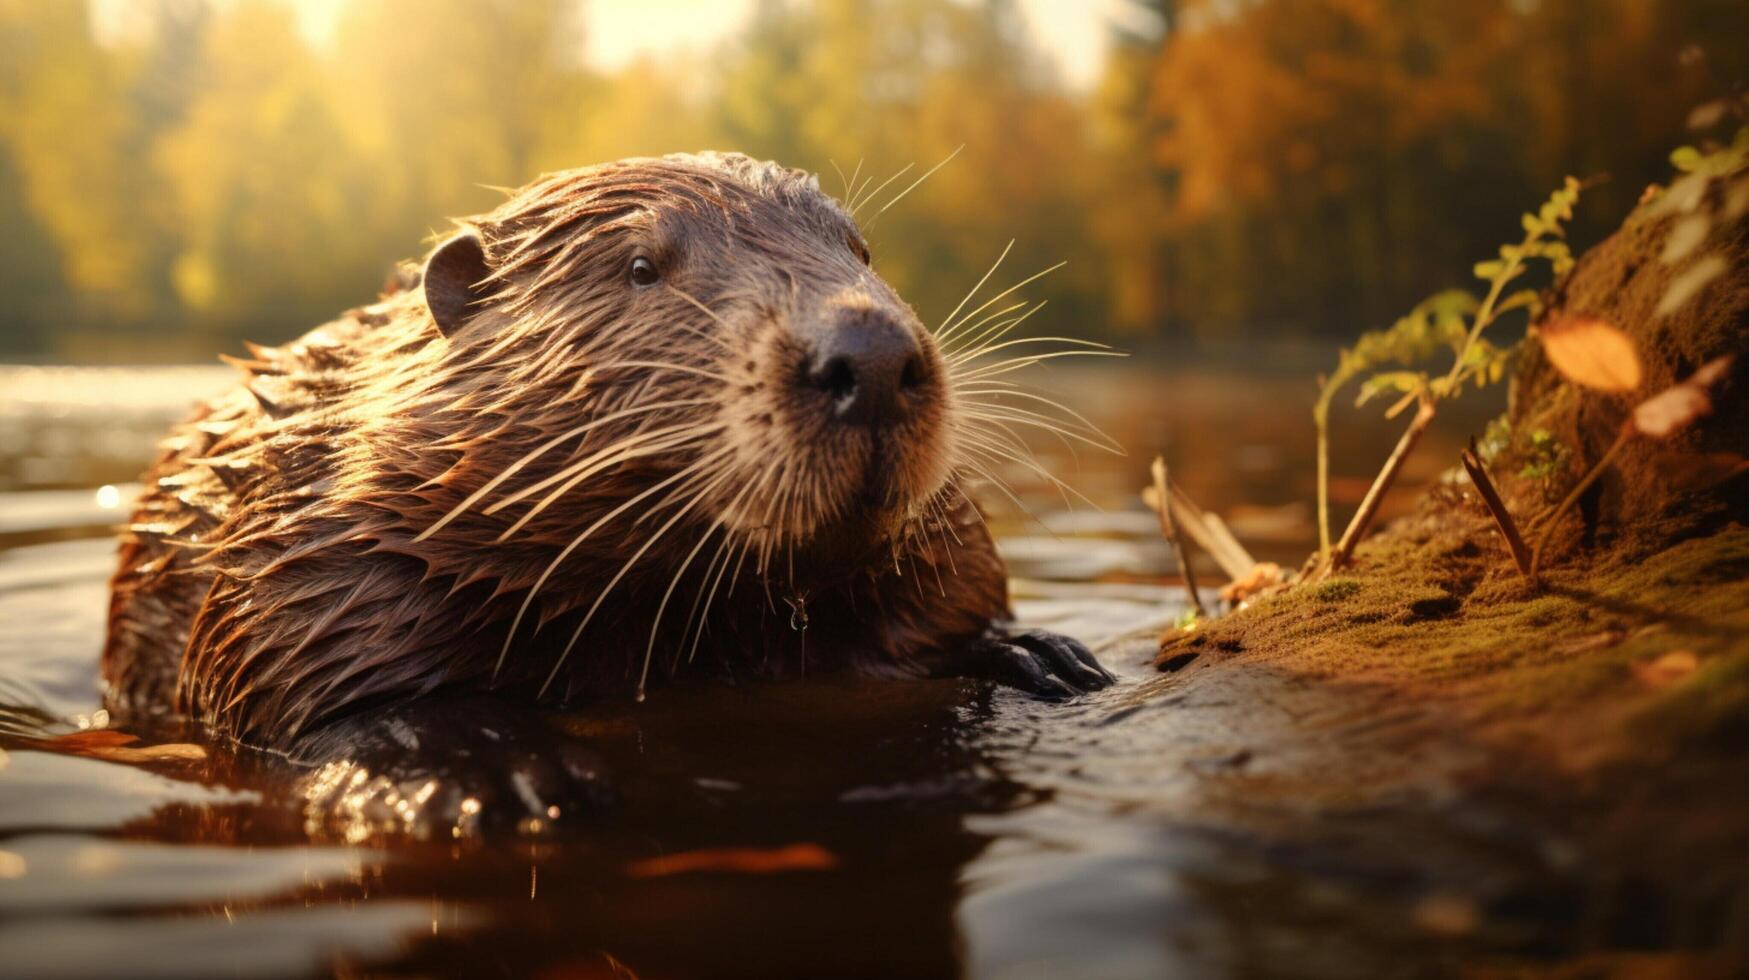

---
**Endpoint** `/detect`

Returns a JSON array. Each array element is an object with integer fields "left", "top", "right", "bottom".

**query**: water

[{"left": 1, "top": 363, "right": 1542, "bottom": 978}]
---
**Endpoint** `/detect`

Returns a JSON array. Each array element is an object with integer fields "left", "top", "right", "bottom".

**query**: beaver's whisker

[
  {"left": 958, "top": 404, "right": 1120, "bottom": 454},
  {"left": 845, "top": 160, "right": 879, "bottom": 215},
  {"left": 956, "top": 388, "right": 1113, "bottom": 434},
  {"left": 601, "top": 360, "right": 734, "bottom": 384},
  {"left": 909, "top": 502, "right": 955, "bottom": 590},
  {"left": 659, "top": 471, "right": 764, "bottom": 675},
  {"left": 953, "top": 458, "right": 1032, "bottom": 523},
  {"left": 960, "top": 408, "right": 1083, "bottom": 472},
  {"left": 951, "top": 442, "right": 1025, "bottom": 501},
  {"left": 495, "top": 447, "right": 732, "bottom": 680},
  {"left": 542, "top": 460, "right": 741, "bottom": 699},
  {"left": 488, "top": 424, "right": 712, "bottom": 533},
  {"left": 950, "top": 348, "right": 1128, "bottom": 384},
  {"left": 926, "top": 491, "right": 964, "bottom": 549},
  {"left": 663, "top": 321, "right": 734, "bottom": 353},
  {"left": 951, "top": 335, "right": 1112, "bottom": 367},
  {"left": 416, "top": 400, "right": 713, "bottom": 542},
  {"left": 662, "top": 285, "right": 736, "bottom": 336},
  {"left": 942, "top": 306, "right": 1044, "bottom": 362},
  {"left": 640, "top": 509, "right": 734, "bottom": 701},
  {"left": 681, "top": 458, "right": 786, "bottom": 662},
  {"left": 728, "top": 460, "right": 787, "bottom": 602},
  {"left": 848, "top": 162, "right": 913, "bottom": 219},
  {"left": 935, "top": 240, "right": 1013, "bottom": 341},
  {"left": 954, "top": 385, "right": 1117, "bottom": 448},
  {"left": 937, "top": 261, "right": 1067, "bottom": 343},
  {"left": 753, "top": 458, "right": 796, "bottom": 577},
  {"left": 960, "top": 407, "right": 1087, "bottom": 462},
  {"left": 937, "top": 301, "right": 1029, "bottom": 355},
  {"left": 843, "top": 157, "right": 866, "bottom": 210},
  {"left": 961, "top": 426, "right": 1100, "bottom": 511},
  {"left": 677, "top": 524, "right": 738, "bottom": 668},
  {"left": 872, "top": 144, "right": 963, "bottom": 219},
  {"left": 626, "top": 453, "right": 743, "bottom": 529},
  {"left": 957, "top": 394, "right": 1114, "bottom": 442}
]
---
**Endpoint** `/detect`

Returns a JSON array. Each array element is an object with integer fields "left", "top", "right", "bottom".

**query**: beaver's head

[{"left": 415, "top": 153, "right": 965, "bottom": 569}]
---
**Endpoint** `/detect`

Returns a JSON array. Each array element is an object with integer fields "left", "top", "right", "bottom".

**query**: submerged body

[{"left": 103, "top": 153, "right": 1110, "bottom": 830}]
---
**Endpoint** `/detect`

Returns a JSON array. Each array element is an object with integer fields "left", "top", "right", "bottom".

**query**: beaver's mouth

[{"left": 855, "top": 433, "right": 908, "bottom": 512}]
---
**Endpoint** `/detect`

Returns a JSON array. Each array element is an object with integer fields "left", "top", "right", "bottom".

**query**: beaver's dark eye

[
  {"left": 848, "top": 234, "right": 870, "bottom": 266},
  {"left": 629, "top": 256, "right": 660, "bottom": 287}
]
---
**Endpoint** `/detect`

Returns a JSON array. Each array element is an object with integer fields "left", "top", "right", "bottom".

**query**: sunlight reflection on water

[{"left": 0, "top": 362, "right": 1511, "bottom": 977}]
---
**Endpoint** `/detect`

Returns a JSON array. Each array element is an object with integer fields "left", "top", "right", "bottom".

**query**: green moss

[
  {"left": 1181, "top": 507, "right": 1749, "bottom": 759},
  {"left": 1312, "top": 579, "right": 1363, "bottom": 602}
]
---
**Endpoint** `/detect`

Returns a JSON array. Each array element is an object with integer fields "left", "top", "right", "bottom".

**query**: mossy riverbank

[{"left": 1147, "top": 164, "right": 1749, "bottom": 965}]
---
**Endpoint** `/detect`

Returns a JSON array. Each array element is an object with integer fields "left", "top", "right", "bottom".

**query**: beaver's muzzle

[{"left": 802, "top": 306, "right": 928, "bottom": 428}]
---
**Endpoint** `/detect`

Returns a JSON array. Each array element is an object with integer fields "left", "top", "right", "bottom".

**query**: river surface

[{"left": 0, "top": 361, "right": 1521, "bottom": 978}]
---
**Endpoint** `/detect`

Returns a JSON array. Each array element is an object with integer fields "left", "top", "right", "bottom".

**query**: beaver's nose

[{"left": 805, "top": 309, "right": 926, "bottom": 427}]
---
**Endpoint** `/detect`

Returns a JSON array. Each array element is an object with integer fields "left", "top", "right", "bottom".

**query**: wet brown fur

[{"left": 103, "top": 153, "right": 1012, "bottom": 748}]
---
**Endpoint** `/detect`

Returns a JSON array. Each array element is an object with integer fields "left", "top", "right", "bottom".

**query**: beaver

[{"left": 103, "top": 152, "right": 1113, "bottom": 834}]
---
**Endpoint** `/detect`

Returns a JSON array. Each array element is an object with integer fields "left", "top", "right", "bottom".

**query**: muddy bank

[{"left": 1150, "top": 165, "right": 1749, "bottom": 968}]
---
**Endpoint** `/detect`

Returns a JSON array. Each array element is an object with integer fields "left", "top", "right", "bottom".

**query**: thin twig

[
  {"left": 1150, "top": 456, "right": 1206, "bottom": 616},
  {"left": 1324, "top": 395, "right": 1437, "bottom": 574},
  {"left": 1530, "top": 426, "right": 1630, "bottom": 579},
  {"left": 1460, "top": 438, "right": 1532, "bottom": 579}
]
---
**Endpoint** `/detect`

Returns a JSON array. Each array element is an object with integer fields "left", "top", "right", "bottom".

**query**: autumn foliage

[{"left": 0, "top": 0, "right": 1744, "bottom": 358}]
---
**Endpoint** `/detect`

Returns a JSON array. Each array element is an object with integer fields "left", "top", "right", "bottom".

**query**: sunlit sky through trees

[{"left": 90, "top": 0, "right": 1149, "bottom": 90}]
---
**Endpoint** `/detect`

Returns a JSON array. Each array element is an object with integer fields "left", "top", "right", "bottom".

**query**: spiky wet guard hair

[
  {"left": 105, "top": 152, "right": 1026, "bottom": 744},
  {"left": 105, "top": 151, "right": 1122, "bottom": 748}
]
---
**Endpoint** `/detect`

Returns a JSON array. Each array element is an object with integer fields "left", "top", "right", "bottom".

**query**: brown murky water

[{"left": 2, "top": 361, "right": 1540, "bottom": 978}]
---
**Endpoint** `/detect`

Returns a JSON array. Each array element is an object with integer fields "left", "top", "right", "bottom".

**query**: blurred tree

[
  {"left": 716, "top": 0, "right": 1102, "bottom": 329},
  {"left": 1087, "top": 0, "right": 1174, "bottom": 334},
  {"left": 328, "top": 0, "right": 588, "bottom": 247},
  {"left": 156, "top": 1, "right": 385, "bottom": 340},
  {"left": 0, "top": 0, "right": 180, "bottom": 335},
  {"left": 0, "top": 0, "right": 1744, "bottom": 359},
  {"left": 1131, "top": 0, "right": 1741, "bottom": 342}
]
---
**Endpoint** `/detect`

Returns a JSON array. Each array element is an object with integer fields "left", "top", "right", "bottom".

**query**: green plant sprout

[
  {"left": 1313, "top": 177, "right": 1581, "bottom": 572},
  {"left": 1669, "top": 123, "right": 1749, "bottom": 177},
  {"left": 1518, "top": 428, "right": 1565, "bottom": 482}
]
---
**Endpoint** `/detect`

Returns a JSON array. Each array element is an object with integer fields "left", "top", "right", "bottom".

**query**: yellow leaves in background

[
  {"left": 0, "top": 0, "right": 1101, "bottom": 352},
  {"left": 1657, "top": 254, "right": 1728, "bottom": 318},
  {"left": 0, "top": 0, "right": 1744, "bottom": 354}
]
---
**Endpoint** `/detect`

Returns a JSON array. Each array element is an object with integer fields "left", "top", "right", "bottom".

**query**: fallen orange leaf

[
  {"left": 40, "top": 730, "right": 139, "bottom": 750},
  {"left": 1539, "top": 316, "right": 1644, "bottom": 392},
  {"left": 1632, "top": 650, "right": 1699, "bottom": 689},
  {"left": 626, "top": 843, "right": 838, "bottom": 878},
  {"left": 1631, "top": 355, "right": 1734, "bottom": 438},
  {"left": 19, "top": 730, "right": 206, "bottom": 763},
  {"left": 72, "top": 743, "right": 208, "bottom": 763},
  {"left": 1219, "top": 562, "right": 1282, "bottom": 604}
]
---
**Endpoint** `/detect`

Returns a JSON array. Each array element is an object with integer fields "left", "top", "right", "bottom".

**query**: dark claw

[
  {"left": 1011, "top": 629, "right": 1117, "bottom": 689},
  {"left": 969, "top": 628, "right": 1115, "bottom": 699},
  {"left": 992, "top": 643, "right": 1078, "bottom": 700}
]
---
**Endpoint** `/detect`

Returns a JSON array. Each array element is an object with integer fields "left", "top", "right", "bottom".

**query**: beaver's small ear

[{"left": 422, "top": 232, "right": 496, "bottom": 337}]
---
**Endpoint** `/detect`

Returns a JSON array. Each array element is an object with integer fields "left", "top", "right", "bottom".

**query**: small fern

[{"left": 1313, "top": 177, "right": 1582, "bottom": 566}]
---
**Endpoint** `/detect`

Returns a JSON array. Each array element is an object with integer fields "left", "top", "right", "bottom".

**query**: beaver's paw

[
  {"left": 292, "top": 695, "right": 615, "bottom": 842},
  {"left": 975, "top": 628, "right": 1117, "bottom": 699}
]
